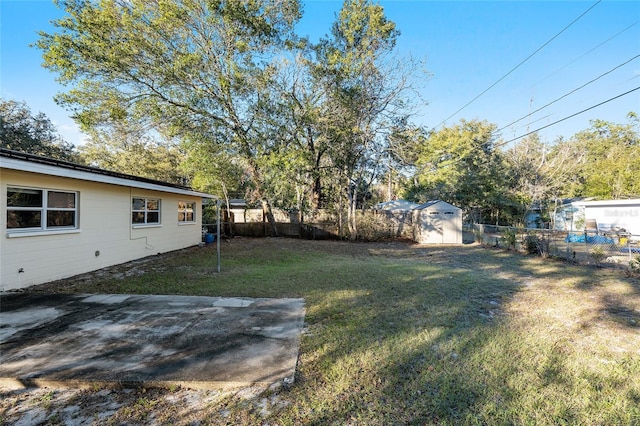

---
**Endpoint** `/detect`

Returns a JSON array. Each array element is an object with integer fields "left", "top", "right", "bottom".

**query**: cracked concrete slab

[{"left": 0, "top": 293, "right": 305, "bottom": 390}]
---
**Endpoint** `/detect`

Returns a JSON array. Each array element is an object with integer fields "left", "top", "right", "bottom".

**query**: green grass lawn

[{"left": 28, "top": 238, "right": 640, "bottom": 425}]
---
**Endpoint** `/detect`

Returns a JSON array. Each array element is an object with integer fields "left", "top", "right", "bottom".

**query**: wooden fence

[{"left": 204, "top": 222, "right": 341, "bottom": 239}]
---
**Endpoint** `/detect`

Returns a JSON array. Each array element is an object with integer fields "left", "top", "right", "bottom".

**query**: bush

[
  {"left": 590, "top": 246, "right": 607, "bottom": 265},
  {"left": 523, "top": 233, "right": 551, "bottom": 258},
  {"left": 502, "top": 228, "right": 517, "bottom": 249},
  {"left": 523, "top": 234, "right": 540, "bottom": 255},
  {"left": 356, "top": 213, "right": 393, "bottom": 241}
]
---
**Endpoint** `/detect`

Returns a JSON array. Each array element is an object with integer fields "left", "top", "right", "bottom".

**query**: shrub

[
  {"left": 523, "top": 232, "right": 551, "bottom": 258},
  {"left": 630, "top": 255, "right": 640, "bottom": 274},
  {"left": 590, "top": 246, "right": 607, "bottom": 265},
  {"left": 502, "top": 228, "right": 517, "bottom": 249},
  {"left": 523, "top": 234, "right": 540, "bottom": 255},
  {"left": 355, "top": 212, "right": 393, "bottom": 241}
]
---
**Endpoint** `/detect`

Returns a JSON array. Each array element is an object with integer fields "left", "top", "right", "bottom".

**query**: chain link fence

[{"left": 468, "top": 224, "right": 640, "bottom": 271}]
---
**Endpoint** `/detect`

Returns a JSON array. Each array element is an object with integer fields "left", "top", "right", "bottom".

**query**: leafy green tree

[
  {"left": 0, "top": 99, "right": 78, "bottom": 161},
  {"left": 384, "top": 120, "right": 426, "bottom": 200},
  {"left": 570, "top": 115, "right": 639, "bottom": 199},
  {"left": 232, "top": 50, "right": 328, "bottom": 220},
  {"left": 179, "top": 134, "right": 247, "bottom": 228},
  {"left": 409, "top": 119, "right": 510, "bottom": 223},
  {"left": 37, "top": 0, "right": 301, "bottom": 233},
  {"left": 79, "top": 122, "right": 187, "bottom": 185},
  {"left": 387, "top": 119, "right": 424, "bottom": 173},
  {"left": 267, "top": 53, "right": 331, "bottom": 214},
  {"left": 313, "top": 0, "right": 422, "bottom": 238}
]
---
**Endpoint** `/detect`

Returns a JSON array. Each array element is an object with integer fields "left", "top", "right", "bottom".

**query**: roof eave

[{"left": 1, "top": 150, "right": 217, "bottom": 199}]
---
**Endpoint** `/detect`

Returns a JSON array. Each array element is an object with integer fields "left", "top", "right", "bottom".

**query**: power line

[
  {"left": 498, "top": 54, "right": 640, "bottom": 133},
  {"left": 499, "top": 86, "right": 640, "bottom": 147},
  {"left": 518, "top": 21, "right": 638, "bottom": 95},
  {"left": 420, "top": 87, "right": 639, "bottom": 176},
  {"left": 435, "top": 0, "right": 602, "bottom": 129},
  {"left": 510, "top": 113, "right": 554, "bottom": 134}
]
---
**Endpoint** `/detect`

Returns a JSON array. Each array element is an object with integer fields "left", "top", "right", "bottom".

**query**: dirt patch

[{"left": 0, "top": 383, "right": 276, "bottom": 425}]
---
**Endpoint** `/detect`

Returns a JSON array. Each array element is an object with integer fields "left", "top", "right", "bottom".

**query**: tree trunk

[
  {"left": 311, "top": 174, "right": 322, "bottom": 210},
  {"left": 337, "top": 190, "right": 344, "bottom": 239},
  {"left": 242, "top": 151, "right": 279, "bottom": 237},
  {"left": 295, "top": 184, "right": 303, "bottom": 223},
  {"left": 261, "top": 198, "right": 279, "bottom": 237},
  {"left": 347, "top": 183, "right": 358, "bottom": 240},
  {"left": 221, "top": 181, "right": 234, "bottom": 237}
]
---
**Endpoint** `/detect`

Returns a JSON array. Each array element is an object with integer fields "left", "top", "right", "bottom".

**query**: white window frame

[
  {"left": 132, "top": 197, "right": 161, "bottom": 227},
  {"left": 178, "top": 200, "right": 196, "bottom": 224},
  {"left": 6, "top": 186, "right": 79, "bottom": 235}
]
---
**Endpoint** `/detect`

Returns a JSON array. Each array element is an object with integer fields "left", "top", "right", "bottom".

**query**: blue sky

[{"left": 2, "top": 0, "right": 639, "bottom": 148}]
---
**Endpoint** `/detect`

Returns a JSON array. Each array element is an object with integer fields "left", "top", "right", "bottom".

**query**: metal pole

[{"left": 216, "top": 198, "right": 221, "bottom": 273}]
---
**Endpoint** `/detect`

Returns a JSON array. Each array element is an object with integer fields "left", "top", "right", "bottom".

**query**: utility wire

[
  {"left": 527, "top": 21, "right": 638, "bottom": 92},
  {"left": 498, "top": 54, "right": 640, "bottom": 133},
  {"left": 421, "top": 87, "right": 640, "bottom": 175},
  {"left": 435, "top": 0, "right": 602, "bottom": 129},
  {"left": 512, "top": 113, "right": 554, "bottom": 132},
  {"left": 499, "top": 86, "right": 640, "bottom": 147}
]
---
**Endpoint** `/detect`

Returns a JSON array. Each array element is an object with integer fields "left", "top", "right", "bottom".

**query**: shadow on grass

[
  {"left": 232, "top": 245, "right": 490, "bottom": 423},
  {"left": 14, "top": 239, "right": 640, "bottom": 425},
  {"left": 263, "top": 242, "right": 640, "bottom": 425}
]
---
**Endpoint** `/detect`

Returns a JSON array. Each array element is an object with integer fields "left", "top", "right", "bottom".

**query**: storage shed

[{"left": 413, "top": 200, "right": 462, "bottom": 244}]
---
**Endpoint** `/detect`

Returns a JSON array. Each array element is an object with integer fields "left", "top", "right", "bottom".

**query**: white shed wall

[
  {"left": 1, "top": 170, "right": 203, "bottom": 290},
  {"left": 413, "top": 202, "right": 462, "bottom": 244}
]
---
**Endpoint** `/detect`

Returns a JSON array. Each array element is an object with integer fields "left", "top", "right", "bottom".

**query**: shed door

[
  {"left": 422, "top": 211, "right": 443, "bottom": 243},
  {"left": 442, "top": 211, "right": 459, "bottom": 244}
]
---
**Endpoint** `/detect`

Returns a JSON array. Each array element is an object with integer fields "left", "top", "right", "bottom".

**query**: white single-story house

[
  {"left": 1, "top": 149, "right": 216, "bottom": 291},
  {"left": 570, "top": 198, "right": 640, "bottom": 236},
  {"left": 412, "top": 200, "right": 463, "bottom": 244}
]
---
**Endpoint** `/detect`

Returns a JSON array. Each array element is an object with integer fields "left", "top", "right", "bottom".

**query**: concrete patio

[{"left": 0, "top": 293, "right": 305, "bottom": 390}]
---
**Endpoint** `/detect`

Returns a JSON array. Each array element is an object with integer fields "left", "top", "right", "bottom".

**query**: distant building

[
  {"left": 572, "top": 199, "right": 640, "bottom": 236},
  {"left": 373, "top": 199, "right": 419, "bottom": 239},
  {"left": 373, "top": 200, "right": 420, "bottom": 211}
]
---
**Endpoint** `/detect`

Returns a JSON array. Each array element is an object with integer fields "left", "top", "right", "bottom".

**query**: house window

[
  {"left": 132, "top": 197, "right": 160, "bottom": 225},
  {"left": 178, "top": 201, "right": 195, "bottom": 223},
  {"left": 7, "top": 187, "right": 78, "bottom": 231}
]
